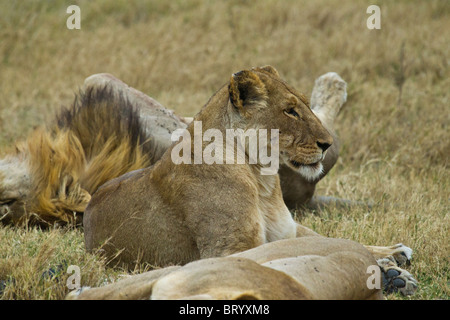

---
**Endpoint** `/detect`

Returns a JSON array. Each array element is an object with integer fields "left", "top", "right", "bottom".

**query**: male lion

[
  {"left": 83, "top": 66, "right": 416, "bottom": 286},
  {"left": 0, "top": 85, "right": 189, "bottom": 226}
]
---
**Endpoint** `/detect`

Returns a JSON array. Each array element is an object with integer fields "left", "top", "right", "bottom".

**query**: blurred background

[{"left": 0, "top": 0, "right": 448, "bottom": 299}]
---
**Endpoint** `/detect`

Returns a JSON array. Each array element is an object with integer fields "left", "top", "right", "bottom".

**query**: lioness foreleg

[
  {"left": 364, "top": 244, "right": 418, "bottom": 295},
  {"left": 364, "top": 243, "right": 412, "bottom": 266}
]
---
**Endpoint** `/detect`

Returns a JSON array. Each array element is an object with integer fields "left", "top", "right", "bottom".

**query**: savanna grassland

[{"left": 0, "top": 0, "right": 448, "bottom": 300}]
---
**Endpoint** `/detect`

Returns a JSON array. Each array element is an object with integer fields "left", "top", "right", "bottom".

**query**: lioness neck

[{"left": 187, "top": 85, "right": 277, "bottom": 172}]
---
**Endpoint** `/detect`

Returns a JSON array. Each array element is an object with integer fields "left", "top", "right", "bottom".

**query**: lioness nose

[{"left": 317, "top": 141, "right": 331, "bottom": 152}]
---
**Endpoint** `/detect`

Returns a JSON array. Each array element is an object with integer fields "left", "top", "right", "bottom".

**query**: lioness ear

[
  {"left": 229, "top": 70, "right": 268, "bottom": 111},
  {"left": 252, "top": 65, "right": 280, "bottom": 78}
]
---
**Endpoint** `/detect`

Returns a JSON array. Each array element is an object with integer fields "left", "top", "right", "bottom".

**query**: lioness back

[{"left": 84, "top": 159, "right": 201, "bottom": 267}]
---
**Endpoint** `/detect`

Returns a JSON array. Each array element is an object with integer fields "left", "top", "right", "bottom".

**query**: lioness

[
  {"left": 70, "top": 236, "right": 418, "bottom": 299},
  {"left": 69, "top": 237, "right": 385, "bottom": 300},
  {"left": 84, "top": 65, "right": 332, "bottom": 266},
  {"left": 83, "top": 66, "right": 414, "bottom": 275}
]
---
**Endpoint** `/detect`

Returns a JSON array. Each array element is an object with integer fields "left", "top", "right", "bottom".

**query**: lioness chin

[{"left": 84, "top": 65, "right": 333, "bottom": 267}]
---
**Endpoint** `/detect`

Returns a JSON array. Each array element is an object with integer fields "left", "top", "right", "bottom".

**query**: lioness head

[{"left": 228, "top": 66, "right": 333, "bottom": 180}]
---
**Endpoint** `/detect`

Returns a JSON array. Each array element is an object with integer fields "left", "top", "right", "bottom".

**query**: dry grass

[{"left": 0, "top": 0, "right": 448, "bottom": 299}]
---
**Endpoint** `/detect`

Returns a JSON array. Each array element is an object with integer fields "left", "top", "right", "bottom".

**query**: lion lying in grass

[
  {"left": 70, "top": 237, "right": 418, "bottom": 299},
  {"left": 70, "top": 237, "right": 384, "bottom": 300},
  {"left": 0, "top": 79, "right": 190, "bottom": 225}
]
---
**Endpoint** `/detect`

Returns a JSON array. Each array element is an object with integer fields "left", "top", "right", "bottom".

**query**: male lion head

[
  {"left": 0, "top": 130, "right": 92, "bottom": 226},
  {"left": 0, "top": 86, "right": 154, "bottom": 226},
  {"left": 228, "top": 65, "right": 333, "bottom": 181}
]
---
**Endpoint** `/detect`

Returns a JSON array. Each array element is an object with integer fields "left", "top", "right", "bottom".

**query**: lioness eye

[{"left": 284, "top": 108, "right": 300, "bottom": 119}]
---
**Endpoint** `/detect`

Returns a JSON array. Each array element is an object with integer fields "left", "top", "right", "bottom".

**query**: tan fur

[
  {"left": 68, "top": 237, "right": 384, "bottom": 300},
  {"left": 279, "top": 72, "right": 346, "bottom": 209},
  {"left": 83, "top": 66, "right": 334, "bottom": 267}
]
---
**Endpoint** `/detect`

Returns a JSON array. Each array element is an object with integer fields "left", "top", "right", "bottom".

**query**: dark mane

[{"left": 55, "top": 85, "right": 154, "bottom": 161}]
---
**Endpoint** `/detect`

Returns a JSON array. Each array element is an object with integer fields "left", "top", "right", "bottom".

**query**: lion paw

[
  {"left": 310, "top": 72, "right": 347, "bottom": 123},
  {"left": 366, "top": 243, "right": 413, "bottom": 266},
  {"left": 387, "top": 243, "right": 413, "bottom": 266},
  {"left": 377, "top": 258, "right": 418, "bottom": 296}
]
